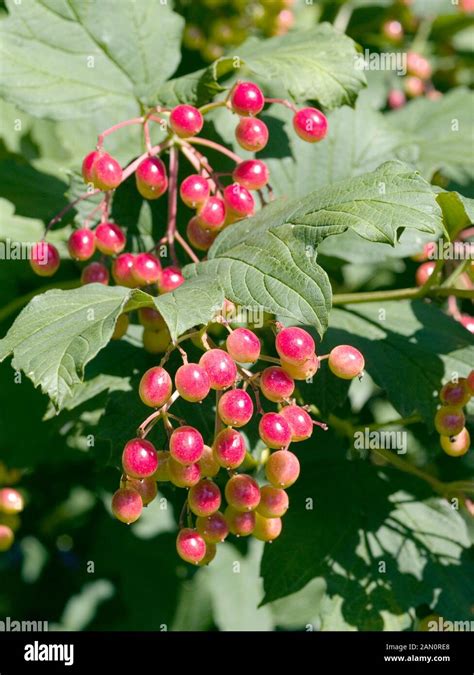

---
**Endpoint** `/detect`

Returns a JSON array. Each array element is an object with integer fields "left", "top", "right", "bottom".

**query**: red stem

[
  {"left": 264, "top": 97, "right": 298, "bottom": 113},
  {"left": 187, "top": 137, "right": 242, "bottom": 164},
  {"left": 167, "top": 146, "right": 179, "bottom": 266},
  {"left": 175, "top": 230, "right": 200, "bottom": 263},
  {"left": 45, "top": 190, "right": 101, "bottom": 234},
  {"left": 98, "top": 117, "right": 144, "bottom": 149}
]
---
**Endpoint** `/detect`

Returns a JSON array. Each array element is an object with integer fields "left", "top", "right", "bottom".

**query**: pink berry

[
  {"left": 169, "top": 426, "right": 204, "bottom": 466},
  {"left": 187, "top": 217, "right": 217, "bottom": 251},
  {"left": 198, "top": 445, "right": 220, "bottom": 478},
  {"left": 257, "top": 485, "right": 288, "bottom": 518},
  {"left": 0, "top": 525, "right": 14, "bottom": 552},
  {"left": 467, "top": 370, "right": 474, "bottom": 395},
  {"left": 280, "top": 354, "right": 319, "bottom": 380},
  {"left": 382, "top": 19, "right": 404, "bottom": 42},
  {"left": 68, "top": 228, "right": 95, "bottom": 261},
  {"left": 122, "top": 438, "right": 158, "bottom": 478},
  {"left": 93, "top": 152, "right": 123, "bottom": 190},
  {"left": 232, "top": 159, "right": 269, "bottom": 190},
  {"left": 180, "top": 174, "right": 210, "bottom": 208},
  {"left": 407, "top": 52, "right": 432, "bottom": 80},
  {"left": 225, "top": 474, "right": 260, "bottom": 512},
  {"left": 170, "top": 104, "right": 204, "bottom": 138},
  {"left": 434, "top": 406, "right": 465, "bottom": 437},
  {"left": 226, "top": 328, "right": 261, "bottom": 363},
  {"left": 139, "top": 366, "right": 173, "bottom": 408},
  {"left": 196, "top": 511, "right": 229, "bottom": 543},
  {"left": 175, "top": 363, "right": 211, "bottom": 402},
  {"left": 328, "top": 345, "right": 365, "bottom": 380},
  {"left": 197, "top": 197, "right": 226, "bottom": 231},
  {"left": 81, "top": 261, "right": 109, "bottom": 285},
  {"left": 440, "top": 428, "right": 470, "bottom": 457},
  {"left": 176, "top": 528, "right": 206, "bottom": 564},
  {"left": 230, "top": 82, "right": 265, "bottom": 116},
  {"left": 112, "top": 253, "right": 137, "bottom": 288},
  {"left": 416, "top": 261, "right": 436, "bottom": 286},
  {"left": 253, "top": 513, "right": 282, "bottom": 542},
  {"left": 265, "top": 450, "right": 300, "bottom": 488},
  {"left": 111, "top": 488, "right": 143, "bottom": 524},
  {"left": 404, "top": 76, "right": 424, "bottom": 98},
  {"left": 280, "top": 405, "right": 313, "bottom": 441},
  {"left": 218, "top": 389, "right": 254, "bottom": 427},
  {"left": 293, "top": 108, "right": 328, "bottom": 143},
  {"left": 439, "top": 379, "right": 471, "bottom": 407},
  {"left": 388, "top": 89, "right": 406, "bottom": 109},
  {"left": 213, "top": 428, "right": 246, "bottom": 469},
  {"left": 132, "top": 253, "right": 162, "bottom": 285},
  {"left": 0, "top": 488, "right": 24, "bottom": 514},
  {"left": 276, "top": 326, "right": 315, "bottom": 365},
  {"left": 200, "top": 349, "right": 237, "bottom": 390},
  {"left": 158, "top": 266, "right": 184, "bottom": 293},
  {"left": 30, "top": 242, "right": 60, "bottom": 277},
  {"left": 223, "top": 183, "right": 255, "bottom": 218},
  {"left": 138, "top": 307, "right": 166, "bottom": 330},
  {"left": 124, "top": 478, "right": 158, "bottom": 506},
  {"left": 188, "top": 479, "right": 222, "bottom": 517},
  {"left": 460, "top": 314, "right": 474, "bottom": 334},
  {"left": 82, "top": 150, "right": 100, "bottom": 184},
  {"left": 259, "top": 412, "right": 292, "bottom": 449},
  {"left": 135, "top": 157, "right": 168, "bottom": 200},
  {"left": 260, "top": 366, "right": 294, "bottom": 403},
  {"left": 224, "top": 506, "right": 255, "bottom": 536},
  {"left": 95, "top": 222, "right": 126, "bottom": 255},
  {"left": 235, "top": 117, "right": 269, "bottom": 152},
  {"left": 168, "top": 458, "right": 201, "bottom": 487}
]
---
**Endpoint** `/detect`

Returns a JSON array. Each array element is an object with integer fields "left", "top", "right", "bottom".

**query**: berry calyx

[
  {"left": 200, "top": 349, "right": 238, "bottom": 390},
  {"left": 224, "top": 506, "right": 256, "bottom": 536},
  {"left": 257, "top": 485, "right": 289, "bottom": 518},
  {"left": 0, "top": 525, "right": 14, "bottom": 552},
  {"left": 235, "top": 117, "right": 269, "bottom": 152},
  {"left": 139, "top": 366, "right": 173, "bottom": 408},
  {"left": 198, "top": 445, "right": 220, "bottom": 478},
  {"left": 92, "top": 152, "right": 123, "bottom": 190},
  {"left": 440, "top": 427, "right": 470, "bottom": 457},
  {"left": 122, "top": 438, "right": 158, "bottom": 478},
  {"left": 260, "top": 366, "right": 295, "bottom": 403},
  {"left": 187, "top": 217, "right": 217, "bottom": 251},
  {"left": 188, "top": 479, "right": 222, "bottom": 517},
  {"left": 328, "top": 345, "right": 365, "bottom": 380},
  {"left": 169, "top": 426, "right": 204, "bottom": 466},
  {"left": 232, "top": 159, "right": 270, "bottom": 190},
  {"left": 230, "top": 82, "right": 265, "bottom": 116},
  {"left": 111, "top": 488, "right": 143, "bottom": 524},
  {"left": 259, "top": 412, "right": 292, "bottom": 449},
  {"left": 138, "top": 307, "right": 166, "bottom": 330},
  {"left": 275, "top": 326, "right": 315, "bottom": 365},
  {"left": 253, "top": 513, "right": 282, "bottom": 542},
  {"left": 223, "top": 183, "right": 255, "bottom": 218},
  {"left": 293, "top": 107, "right": 328, "bottom": 143},
  {"left": 158, "top": 266, "right": 184, "bottom": 293},
  {"left": 0, "top": 488, "right": 24, "bottom": 514},
  {"left": 196, "top": 511, "right": 229, "bottom": 543},
  {"left": 68, "top": 228, "right": 96, "bottom": 261},
  {"left": 112, "top": 253, "right": 137, "bottom": 288},
  {"left": 135, "top": 157, "right": 168, "bottom": 200},
  {"left": 218, "top": 389, "right": 254, "bottom": 427},
  {"left": 280, "top": 354, "right": 319, "bottom": 380},
  {"left": 180, "top": 174, "right": 210, "bottom": 208},
  {"left": 82, "top": 150, "right": 100, "bottom": 184},
  {"left": 279, "top": 405, "right": 313, "bottom": 441},
  {"left": 175, "top": 363, "right": 211, "bottom": 403},
  {"left": 265, "top": 450, "right": 300, "bottom": 488},
  {"left": 197, "top": 197, "right": 226, "bottom": 230},
  {"left": 95, "top": 222, "right": 126, "bottom": 255},
  {"left": 30, "top": 242, "right": 60, "bottom": 277},
  {"left": 132, "top": 253, "right": 162, "bottom": 285},
  {"left": 170, "top": 105, "right": 204, "bottom": 138},
  {"left": 168, "top": 459, "right": 201, "bottom": 487},
  {"left": 111, "top": 313, "right": 129, "bottom": 340},
  {"left": 176, "top": 528, "right": 206, "bottom": 564},
  {"left": 434, "top": 406, "right": 465, "bottom": 437},
  {"left": 81, "top": 261, "right": 109, "bottom": 285},
  {"left": 212, "top": 428, "right": 246, "bottom": 469},
  {"left": 142, "top": 327, "right": 171, "bottom": 354},
  {"left": 226, "top": 328, "right": 261, "bottom": 363},
  {"left": 124, "top": 478, "right": 158, "bottom": 506},
  {"left": 439, "top": 379, "right": 471, "bottom": 407},
  {"left": 225, "top": 474, "right": 260, "bottom": 512}
]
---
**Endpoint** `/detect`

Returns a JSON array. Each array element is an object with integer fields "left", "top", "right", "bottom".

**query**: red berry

[
  {"left": 95, "top": 222, "right": 126, "bottom": 255},
  {"left": 198, "top": 445, "right": 220, "bottom": 478},
  {"left": 135, "top": 157, "right": 168, "bottom": 200},
  {"left": 180, "top": 174, "right": 210, "bottom": 208},
  {"left": 139, "top": 366, "right": 172, "bottom": 408},
  {"left": 275, "top": 326, "right": 315, "bottom": 365},
  {"left": 68, "top": 228, "right": 95, "bottom": 261},
  {"left": 226, "top": 328, "right": 261, "bottom": 363},
  {"left": 93, "top": 152, "right": 123, "bottom": 190},
  {"left": 259, "top": 412, "right": 292, "bottom": 449},
  {"left": 293, "top": 108, "right": 328, "bottom": 143},
  {"left": 235, "top": 117, "right": 269, "bottom": 152},
  {"left": 260, "top": 366, "right": 294, "bottom": 403},
  {"left": 280, "top": 405, "right": 313, "bottom": 441},
  {"left": 82, "top": 150, "right": 100, "bottom": 184},
  {"left": 388, "top": 89, "right": 406, "bottom": 109},
  {"left": 176, "top": 528, "right": 206, "bottom": 564},
  {"left": 328, "top": 345, "right": 365, "bottom": 380},
  {"left": 168, "top": 458, "right": 201, "bottom": 487},
  {"left": 175, "top": 363, "right": 211, "bottom": 402},
  {"left": 223, "top": 183, "right": 255, "bottom": 218},
  {"left": 280, "top": 354, "right": 319, "bottom": 380},
  {"left": 0, "top": 488, "right": 24, "bottom": 514},
  {"left": 212, "top": 428, "right": 246, "bottom": 469},
  {"left": 224, "top": 506, "right": 255, "bottom": 536},
  {"left": 382, "top": 19, "right": 404, "bottom": 42},
  {"left": 187, "top": 217, "right": 217, "bottom": 251},
  {"left": 197, "top": 197, "right": 226, "bottom": 230},
  {"left": 170, "top": 105, "right": 204, "bottom": 138},
  {"left": 434, "top": 406, "right": 465, "bottom": 437},
  {"left": 0, "top": 525, "right": 14, "bottom": 552},
  {"left": 440, "top": 428, "right": 470, "bottom": 457},
  {"left": 230, "top": 82, "right": 265, "bottom": 116},
  {"left": 200, "top": 349, "right": 237, "bottom": 390},
  {"left": 196, "top": 511, "right": 229, "bottom": 543},
  {"left": 132, "top": 253, "right": 162, "bottom": 285},
  {"left": 169, "top": 426, "right": 204, "bottom": 466},
  {"left": 138, "top": 307, "right": 166, "bottom": 330},
  {"left": 30, "top": 242, "right": 60, "bottom": 277},
  {"left": 218, "top": 389, "right": 254, "bottom": 427},
  {"left": 112, "top": 253, "right": 137, "bottom": 288},
  {"left": 253, "top": 513, "right": 282, "bottom": 542},
  {"left": 439, "top": 379, "right": 471, "bottom": 407},
  {"left": 158, "top": 266, "right": 184, "bottom": 293},
  {"left": 257, "top": 485, "right": 288, "bottom": 518},
  {"left": 416, "top": 261, "right": 436, "bottom": 286},
  {"left": 407, "top": 52, "right": 432, "bottom": 80},
  {"left": 111, "top": 488, "right": 143, "bottom": 524},
  {"left": 460, "top": 314, "right": 474, "bottom": 334},
  {"left": 232, "top": 159, "right": 269, "bottom": 190},
  {"left": 124, "top": 478, "right": 158, "bottom": 506},
  {"left": 81, "top": 261, "right": 109, "bottom": 285},
  {"left": 265, "top": 450, "right": 300, "bottom": 488},
  {"left": 188, "top": 479, "right": 222, "bottom": 517},
  {"left": 122, "top": 438, "right": 158, "bottom": 478},
  {"left": 225, "top": 474, "right": 260, "bottom": 512}
]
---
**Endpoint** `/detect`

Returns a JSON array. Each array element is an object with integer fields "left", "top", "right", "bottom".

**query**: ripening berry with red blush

[
  {"left": 132, "top": 253, "right": 162, "bottom": 285},
  {"left": 259, "top": 412, "right": 292, "bottom": 449},
  {"left": 468, "top": 371, "right": 474, "bottom": 395},
  {"left": 180, "top": 174, "right": 210, "bottom": 208},
  {"left": 199, "top": 349, "right": 237, "bottom": 390},
  {"left": 168, "top": 458, "right": 201, "bottom": 487},
  {"left": 187, "top": 217, "right": 217, "bottom": 251},
  {"left": 388, "top": 89, "right": 406, "bottom": 109},
  {"left": 142, "top": 328, "right": 171, "bottom": 354},
  {"left": 235, "top": 117, "right": 269, "bottom": 152},
  {"left": 124, "top": 478, "right": 158, "bottom": 506},
  {"left": 439, "top": 379, "right": 471, "bottom": 407},
  {"left": 139, "top": 366, "right": 173, "bottom": 408},
  {"left": 434, "top": 406, "right": 465, "bottom": 437},
  {"left": 382, "top": 20, "right": 404, "bottom": 42},
  {"left": 280, "top": 405, "right": 313, "bottom": 441},
  {"left": 224, "top": 506, "right": 255, "bottom": 536},
  {"left": 82, "top": 150, "right": 100, "bottom": 184},
  {"left": 212, "top": 428, "right": 246, "bottom": 469},
  {"left": 138, "top": 307, "right": 166, "bottom": 330},
  {"left": 223, "top": 184, "right": 255, "bottom": 218},
  {"left": 112, "top": 253, "right": 137, "bottom": 288},
  {"left": 0, "top": 488, "right": 24, "bottom": 515},
  {"left": 275, "top": 326, "right": 315, "bottom": 365},
  {"left": 95, "top": 222, "right": 126, "bottom": 255},
  {"left": 253, "top": 513, "right": 282, "bottom": 542},
  {"left": 92, "top": 152, "right": 123, "bottom": 190},
  {"left": 218, "top": 389, "right": 254, "bottom": 427},
  {"left": 170, "top": 105, "right": 204, "bottom": 138},
  {"left": 68, "top": 228, "right": 96, "bottom": 261},
  {"left": 226, "top": 328, "right": 261, "bottom": 363},
  {"left": 232, "top": 159, "right": 270, "bottom": 190},
  {"left": 293, "top": 108, "right": 328, "bottom": 143},
  {"left": 416, "top": 261, "right": 436, "bottom": 286},
  {"left": 407, "top": 52, "right": 432, "bottom": 80},
  {"left": 230, "top": 82, "right": 265, "bottom": 116},
  {"left": 0, "top": 525, "right": 14, "bottom": 552},
  {"left": 197, "top": 197, "right": 226, "bottom": 231},
  {"left": 460, "top": 314, "right": 474, "bottom": 334},
  {"left": 265, "top": 450, "right": 300, "bottom": 488},
  {"left": 440, "top": 428, "right": 470, "bottom": 457},
  {"left": 280, "top": 353, "right": 319, "bottom": 380},
  {"left": 122, "top": 438, "right": 158, "bottom": 478},
  {"left": 135, "top": 157, "right": 168, "bottom": 200},
  {"left": 196, "top": 511, "right": 229, "bottom": 543},
  {"left": 111, "top": 488, "right": 143, "bottom": 524},
  {"left": 404, "top": 76, "right": 425, "bottom": 98},
  {"left": 257, "top": 485, "right": 289, "bottom": 518},
  {"left": 81, "top": 262, "right": 109, "bottom": 285},
  {"left": 225, "top": 474, "right": 260, "bottom": 512},
  {"left": 176, "top": 528, "right": 206, "bottom": 564},
  {"left": 188, "top": 479, "right": 222, "bottom": 517},
  {"left": 328, "top": 345, "right": 365, "bottom": 380},
  {"left": 175, "top": 363, "right": 211, "bottom": 402},
  {"left": 198, "top": 445, "right": 220, "bottom": 478},
  {"left": 158, "top": 266, "right": 184, "bottom": 293},
  {"left": 260, "top": 367, "right": 295, "bottom": 403},
  {"left": 169, "top": 426, "right": 204, "bottom": 466},
  {"left": 30, "top": 242, "right": 60, "bottom": 277}
]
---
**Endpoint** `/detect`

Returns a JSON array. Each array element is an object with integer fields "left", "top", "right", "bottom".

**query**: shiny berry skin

[
  {"left": 175, "top": 363, "right": 210, "bottom": 403},
  {"left": 82, "top": 150, "right": 100, "bottom": 183},
  {"left": 257, "top": 485, "right": 288, "bottom": 518},
  {"left": 224, "top": 506, "right": 255, "bottom": 536},
  {"left": 168, "top": 458, "right": 201, "bottom": 487},
  {"left": 439, "top": 379, "right": 471, "bottom": 407},
  {"left": 460, "top": 314, "right": 474, "bottom": 334},
  {"left": 276, "top": 326, "right": 315, "bottom": 365},
  {"left": 226, "top": 328, "right": 261, "bottom": 363},
  {"left": 138, "top": 307, "right": 166, "bottom": 330},
  {"left": 230, "top": 82, "right": 265, "bottom": 116},
  {"left": 223, "top": 184, "right": 255, "bottom": 218},
  {"left": 169, "top": 426, "right": 204, "bottom": 466},
  {"left": 124, "top": 478, "right": 157, "bottom": 506},
  {"left": 112, "top": 253, "right": 137, "bottom": 288},
  {"left": 93, "top": 153, "right": 123, "bottom": 190},
  {"left": 388, "top": 89, "right": 406, "bottom": 110},
  {"left": 153, "top": 451, "right": 171, "bottom": 482},
  {"left": 253, "top": 513, "right": 282, "bottom": 542},
  {"left": 30, "top": 242, "right": 60, "bottom": 277},
  {"left": 328, "top": 345, "right": 365, "bottom": 380},
  {"left": 187, "top": 217, "right": 217, "bottom": 251},
  {"left": 218, "top": 389, "right": 254, "bottom": 427},
  {"left": 293, "top": 108, "right": 328, "bottom": 143},
  {"left": 135, "top": 157, "right": 168, "bottom": 199},
  {"left": 416, "top": 261, "right": 436, "bottom": 286},
  {"left": 382, "top": 19, "right": 403, "bottom": 42},
  {"left": 0, "top": 525, "right": 14, "bottom": 552},
  {"left": 196, "top": 511, "right": 229, "bottom": 543},
  {"left": 81, "top": 262, "right": 109, "bottom": 285},
  {"left": 122, "top": 438, "right": 158, "bottom": 479},
  {"left": 280, "top": 354, "right": 319, "bottom": 381},
  {"left": 170, "top": 105, "right": 204, "bottom": 138},
  {"left": 142, "top": 328, "right": 171, "bottom": 354},
  {"left": 440, "top": 428, "right": 470, "bottom": 457},
  {"left": 180, "top": 174, "right": 210, "bottom": 208},
  {"left": 176, "top": 528, "right": 206, "bottom": 564},
  {"left": 259, "top": 412, "right": 292, "bottom": 449},
  {"left": 260, "top": 367, "right": 294, "bottom": 403},
  {"left": 188, "top": 479, "right": 222, "bottom": 517},
  {"left": 200, "top": 349, "right": 237, "bottom": 390},
  {"left": 225, "top": 474, "right": 260, "bottom": 512},
  {"left": 198, "top": 543, "right": 217, "bottom": 566},
  {"left": 132, "top": 253, "right": 162, "bottom": 285},
  {"left": 434, "top": 406, "right": 465, "bottom": 437},
  {"left": 139, "top": 366, "right": 172, "bottom": 408},
  {"left": 68, "top": 228, "right": 95, "bottom": 261},
  {"left": 197, "top": 197, "right": 226, "bottom": 230},
  {"left": 198, "top": 445, "right": 220, "bottom": 478},
  {"left": 212, "top": 428, "right": 246, "bottom": 469},
  {"left": 232, "top": 159, "right": 269, "bottom": 190},
  {"left": 407, "top": 52, "right": 432, "bottom": 80},
  {"left": 265, "top": 450, "right": 300, "bottom": 488},
  {"left": 235, "top": 117, "right": 269, "bottom": 152},
  {"left": 95, "top": 222, "right": 126, "bottom": 255},
  {"left": 280, "top": 405, "right": 313, "bottom": 441},
  {"left": 0, "top": 488, "right": 24, "bottom": 515},
  {"left": 158, "top": 266, "right": 184, "bottom": 293},
  {"left": 111, "top": 313, "right": 129, "bottom": 340},
  {"left": 111, "top": 488, "right": 143, "bottom": 524}
]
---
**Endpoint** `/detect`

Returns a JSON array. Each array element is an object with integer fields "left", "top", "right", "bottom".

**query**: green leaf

[{"left": 436, "top": 190, "right": 474, "bottom": 240}]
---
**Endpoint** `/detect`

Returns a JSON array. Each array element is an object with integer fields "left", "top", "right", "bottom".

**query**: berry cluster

[
  {"left": 0, "top": 465, "right": 24, "bottom": 552},
  {"left": 111, "top": 322, "right": 364, "bottom": 565},
  {"left": 435, "top": 371, "right": 473, "bottom": 458}
]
